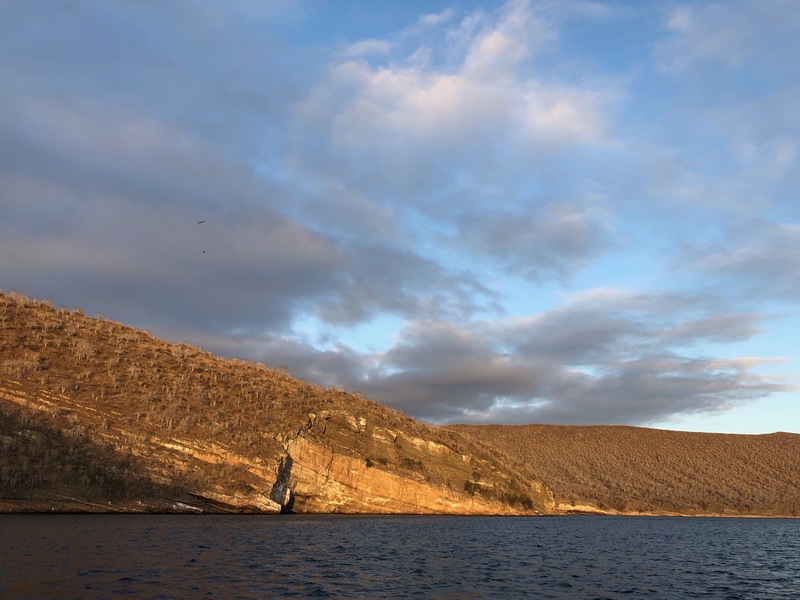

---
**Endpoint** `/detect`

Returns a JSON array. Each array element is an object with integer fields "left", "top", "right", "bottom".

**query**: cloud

[
  {"left": 655, "top": 0, "right": 800, "bottom": 74},
  {"left": 657, "top": 4, "right": 750, "bottom": 72},
  {"left": 0, "top": 2, "right": 505, "bottom": 336},
  {"left": 520, "top": 354, "right": 789, "bottom": 426},
  {"left": 0, "top": 202, "right": 347, "bottom": 334},
  {"left": 342, "top": 38, "right": 393, "bottom": 58},
  {"left": 0, "top": 97, "right": 252, "bottom": 214},
  {"left": 316, "top": 241, "right": 497, "bottom": 325},
  {"left": 264, "top": 289, "right": 791, "bottom": 425},
  {"left": 501, "top": 289, "right": 771, "bottom": 369},
  {"left": 458, "top": 202, "right": 614, "bottom": 281},
  {"left": 288, "top": 0, "right": 619, "bottom": 284},
  {"left": 2, "top": 0, "right": 798, "bottom": 432},
  {"left": 343, "top": 320, "right": 546, "bottom": 422},
  {"left": 687, "top": 220, "right": 800, "bottom": 303},
  {"left": 461, "top": 0, "right": 551, "bottom": 77},
  {"left": 300, "top": 44, "right": 608, "bottom": 156},
  {"left": 291, "top": 0, "right": 615, "bottom": 178},
  {"left": 0, "top": 66, "right": 352, "bottom": 334},
  {"left": 419, "top": 8, "right": 457, "bottom": 28}
]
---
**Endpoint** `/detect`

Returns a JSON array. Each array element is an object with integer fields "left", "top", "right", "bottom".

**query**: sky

[{"left": 1, "top": 0, "right": 799, "bottom": 434}]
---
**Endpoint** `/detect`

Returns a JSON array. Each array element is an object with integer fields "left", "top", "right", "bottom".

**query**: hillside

[
  {"left": 451, "top": 424, "right": 800, "bottom": 517},
  {"left": 2, "top": 290, "right": 799, "bottom": 517},
  {"left": 0, "top": 291, "right": 550, "bottom": 514}
]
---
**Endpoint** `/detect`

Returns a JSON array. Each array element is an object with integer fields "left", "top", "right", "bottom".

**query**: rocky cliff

[
  {"left": 276, "top": 410, "right": 551, "bottom": 514},
  {"left": 0, "top": 291, "right": 551, "bottom": 514}
]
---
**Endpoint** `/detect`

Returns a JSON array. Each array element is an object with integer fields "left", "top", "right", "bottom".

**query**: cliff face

[
  {"left": 275, "top": 410, "right": 553, "bottom": 514},
  {"left": 0, "top": 380, "right": 550, "bottom": 514},
  {"left": 0, "top": 292, "right": 550, "bottom": 515},
  {"left": 280, "top": 436, "right": 520, "bottom": 514}
]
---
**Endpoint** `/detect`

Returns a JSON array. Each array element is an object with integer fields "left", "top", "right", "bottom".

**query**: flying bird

[{"left": 197, "top": 220, "right": 206, "bottom": 224}]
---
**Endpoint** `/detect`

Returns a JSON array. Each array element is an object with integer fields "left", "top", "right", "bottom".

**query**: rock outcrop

[{"left": 274, "top": 410, "right": 553, "bottom": 514}]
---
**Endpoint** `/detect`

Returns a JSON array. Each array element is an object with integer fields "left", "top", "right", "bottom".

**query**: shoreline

[{"left": 2, "top": 501, "right": 796, "bottom": 519}]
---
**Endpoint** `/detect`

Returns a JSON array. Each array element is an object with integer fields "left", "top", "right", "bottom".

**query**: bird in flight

[{"left": 197, "top": 220, "right": 206, "bottom": 224}]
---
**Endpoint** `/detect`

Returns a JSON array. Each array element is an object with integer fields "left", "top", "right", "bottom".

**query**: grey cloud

[
  {"left": 687, "top": 220, "right": 800, "bottom": 303},
  {"left": 510, "top": 354, "right": 789, "bottom": 426},
  {"left": 508, "top": 303, "right": 768, "bottom": 367},
  {"left": 458, "top": 203, "right": 614, "bottom": 282},
  {"left": 0, "top": 75, "right": 332, "bottom": 335},
  {"left": 0, "top": 0, "right": 308, "bottom": 200},
  {"left": 357, "top": 361, "right": 542, "bottom": 423},
  {"left": 655, "top": 314, "right": 765, "bottom": 345},
  {"left": 508, "top": 312, "right": 645, "bottom": 366},
  {"left": 235, "top": 335, "right": 369, "bottom": 390},
  {"left": 2, "top": 176, "right": 492, "bottom": 336},
  {"left": 1, "top": 0, "right": 503, "bottom": 340},
  {"left": 188, "top": 286, "right": 790, "bottom": 427},
  {"left": 1, "top": 207, "right": 347, "bottom": 334},
  {"left": 0, "top": 76, "right": 345, "bottom": 333},
  {"left": 358, "top": 321, "right": 545, "bottom": 421},
  {"left": 319, "top": 291, "right": 788, "bottom": 425},
  {"left": 380, "top": 321, "right": 494, "bottom": 371},
  {"left": 318, "top": 253, "right": 497, "bottom": 326},
  {"left": 0, "top": 99, "right": 271, "bottom": 217}
]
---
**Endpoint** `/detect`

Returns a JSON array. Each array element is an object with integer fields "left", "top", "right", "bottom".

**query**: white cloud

[
  {"left": 341, "top": 38, "right": 392, "bottom": 58},
  {"left": 294, "top": 0, "right": 613, "bottom": 165},
  {"left": 462, "top": 0, "right": 550, "bottom": 77},
  {"left": 419, "top": 8, "right": 456, "bottom": 28}
]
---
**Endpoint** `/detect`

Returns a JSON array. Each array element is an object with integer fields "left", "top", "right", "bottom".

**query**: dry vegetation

[
  {"left": 452, "top": 424, "right": 800, "bottom": 517},
  {"left": 0, "top": 400, "right": 200, "bottom": 511},
  {"left": 0, "top": 291, "right": 541, "bottom": 512}
]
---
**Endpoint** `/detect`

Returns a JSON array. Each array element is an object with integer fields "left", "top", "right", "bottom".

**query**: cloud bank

[{"left": 1, "top": 0, "right": 798, "bottom": 431}]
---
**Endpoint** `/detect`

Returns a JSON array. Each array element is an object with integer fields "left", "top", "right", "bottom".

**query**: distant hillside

[
  {"left": 0, "top": 291, "right": 550, "bottom": 514},
  {"left": 451, "top": 424, "right": 800, "bottom": 517}
]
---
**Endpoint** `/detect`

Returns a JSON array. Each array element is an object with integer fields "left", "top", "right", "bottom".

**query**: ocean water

[{"left": 1, "top": 514, "right": 798, "bottom": 599}]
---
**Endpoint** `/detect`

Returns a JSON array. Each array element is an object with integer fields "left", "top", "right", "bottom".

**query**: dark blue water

[{"left": 1, "top": 515, "right": 797, "bottom": 599}]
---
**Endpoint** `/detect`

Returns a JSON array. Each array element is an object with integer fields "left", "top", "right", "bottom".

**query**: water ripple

[{"left": 1, "top": 514, "right": 798, "bottom": 599}]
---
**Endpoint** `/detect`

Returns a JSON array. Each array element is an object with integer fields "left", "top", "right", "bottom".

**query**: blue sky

[{"left": 2, "top": 0, "right": 798, "bottom": 433}]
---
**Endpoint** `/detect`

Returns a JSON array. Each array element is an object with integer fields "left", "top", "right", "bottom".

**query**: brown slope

[
  {"left": 0, "top": 291, "right": 551, "bottom": 514},
  {"left": 450, "top": 424, "right": 800, "bottom": 517}
]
